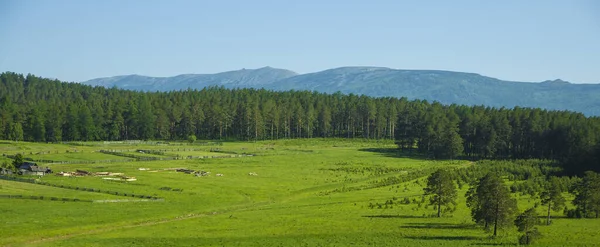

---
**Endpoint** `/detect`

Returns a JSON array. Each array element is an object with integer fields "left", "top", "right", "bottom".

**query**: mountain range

[{"left": 83, "top": 66, "right": 600, "bottom": 116}]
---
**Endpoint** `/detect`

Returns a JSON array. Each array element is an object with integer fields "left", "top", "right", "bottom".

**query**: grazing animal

[{"left": 216, "top": 173, "right": 224, "bottom": 177}]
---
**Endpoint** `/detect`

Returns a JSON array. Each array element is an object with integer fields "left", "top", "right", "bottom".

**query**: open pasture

[{"left": 0, "top": 139, "right": 598, "bottom": 247}]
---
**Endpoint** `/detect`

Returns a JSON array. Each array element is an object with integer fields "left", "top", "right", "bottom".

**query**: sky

[{"left": 0, "top": 0, "right": 599, "bottom": 83}]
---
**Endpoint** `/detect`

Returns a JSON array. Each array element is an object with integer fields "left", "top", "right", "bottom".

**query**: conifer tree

[
  {"left": 424, "top": 169, "right": 457, "bottom": 217},
  {"left": 515, "top": 207, "right": 541, "bottom": 245},
  {"left": 466, "top": 173, "right": 518, "bottom": 236},
  {"left": 540, "top": 177, "right": 566, "bottom": 224}
]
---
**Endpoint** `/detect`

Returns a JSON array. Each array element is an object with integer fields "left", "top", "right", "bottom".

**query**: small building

[{"left": 18, "top": 162, "right": 52, "bottom": 176}]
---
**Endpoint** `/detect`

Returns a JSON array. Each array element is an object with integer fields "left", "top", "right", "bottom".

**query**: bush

[
  {"left": 518, "top": 228, "right": 541, "bottom": 245},
  {"left": 565, "top": 208, "right": 584, "bottom": 218},
  {"left": 187, "top": 135, "right": 197, "bottom": 144},
  {"left": 402, "top": 197, "right": 411, "bottom": 204},
  {"left": 510, "top": 184, "right": 518, "bottom": 193}
]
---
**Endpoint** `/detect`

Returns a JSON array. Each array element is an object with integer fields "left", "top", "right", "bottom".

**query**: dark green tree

[
  {"left": 27, "top": 107, "right": 46, "bottom": 142},
  {"left": 571, "top": 171, "right": 600, "bottom": 218},
  {"left": 8, "top": 122, "right": 24, "bottom": 142},
  {"left": 540, "top": 177, "right": 566, "bottom": 225},
  {"left": 78, "top": 105, "right": 96, "bottom": 141},
  {"left": 515, "top": 207, "right": 541, "bottom": 245},
  {"left": 466, "top": 173, "right": 518, "bottom": 236},
  {"left": 62, "top": 104, "right": 80, "bottom": 141},
  {"left": 424, "top": 169, "right": 458, "bottom": 217},
  {"left": 136, "top": 95, "right": 155, "bottom": 140},
  {"left": 12, "top": 153, "right": 24, "bottom": 170}
]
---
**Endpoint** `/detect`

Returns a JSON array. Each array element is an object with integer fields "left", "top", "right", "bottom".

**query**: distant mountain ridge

[
  {"left": 83, "top": 66, "right": 600, "bottom": 116},
  {"left": 85, "top": 67, "right": 298, "bottom": 92}
]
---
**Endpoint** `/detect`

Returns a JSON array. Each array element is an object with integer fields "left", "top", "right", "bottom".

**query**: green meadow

[{"left": 0, "top": 139, "right": 598, "bottom": 247}]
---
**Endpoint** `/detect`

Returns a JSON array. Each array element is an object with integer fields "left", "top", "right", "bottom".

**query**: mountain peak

[
  {"left": 84, "top": 67, "right": 298, "bottom": 90},
  {"left": 541, "top": 79, "right": 570, "bottom": 85}
]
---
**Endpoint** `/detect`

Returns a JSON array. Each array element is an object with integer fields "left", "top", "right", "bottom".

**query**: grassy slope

[{"left": 0, "top": 139, "right": 598, "bottom": 247}]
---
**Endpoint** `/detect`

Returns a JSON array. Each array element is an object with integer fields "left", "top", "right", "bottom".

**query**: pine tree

[
  {"left": 8, "top": 122, "right": 24, "bottom": 142},
  {"left": 515, "top": 207, "right": 541, "bottom": 245},
  {"left": 466, "top": 173, "right": 518, "bottom": 236},
  {"left": 78, "top": 105, "right": 95, "bottom": 141},
  {"left": 136, "top": 95, "right": 155, "bottom": 140},
  {"left": 63, "top": 104, "right": 80, "bottom": 141},
  {"left": 27, "top": 107, "right": 46, "bottom": 142},
  {"left": 12, "top": 153, "right": 24, "bottom": 170},
  {"left": 571, "top": 171, "right": 600, "bottom": 218},
  {"left": 540, "top": 177, "right": 566, "bottom": 224},
  {"left": 424, "top": 169, "right": 458, "bottom": 217}
]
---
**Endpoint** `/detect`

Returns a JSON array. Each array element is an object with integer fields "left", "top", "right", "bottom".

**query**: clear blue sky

[{"left": 1, "top": 0, "right": 599, "bottom": 83}]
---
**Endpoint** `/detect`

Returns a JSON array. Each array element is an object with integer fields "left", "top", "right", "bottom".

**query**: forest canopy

[{"left": 1, "top": 72, "right": 599, "bottom": 174}]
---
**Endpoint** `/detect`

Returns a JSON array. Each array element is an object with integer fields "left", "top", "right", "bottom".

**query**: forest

[{"left": 1, "top": 72, "right": 599, "bottom": 174}]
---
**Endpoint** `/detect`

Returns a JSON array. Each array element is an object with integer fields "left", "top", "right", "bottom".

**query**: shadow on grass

[
  {"left": 358, "top": 148, "right": 429, "bottom": 160},
  {"left": 405, "top": 236, "right": 481, "bottom": 241},
  {"left": 471, "top": 243, "right": 517, "bottom": 246},
  {"left": 361, "top": 214, "right": 427, "bottom": 219},
  {"left": 537, "top": 215, "right": 569, "bottom": 219},
  {"left": 400, "top": 222, "right": 476, "bottom": 229}
]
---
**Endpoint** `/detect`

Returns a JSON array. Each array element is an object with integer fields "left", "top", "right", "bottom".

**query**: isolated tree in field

[
  {"left": 540, "top": 177, "right": 566, "bottom": 225},
  {"left": 466, "top": 173, "right": 517, "bottom": 236},
  {"left": 515, "top": 207, "right": 541, "bottom": 245},
  {"left": 571, "top": 171, "right": 600, "bottom": 218},
  {"left": 12, "top": 153, "right": 24, "bottom": 170},
  {"left": 424, "top": 169, "right": 457, "bottom": 217}
]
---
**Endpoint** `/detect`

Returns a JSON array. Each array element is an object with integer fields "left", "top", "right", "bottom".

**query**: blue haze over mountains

[{"left": 83, "top": 66, "right": 600, "bottom": 116}]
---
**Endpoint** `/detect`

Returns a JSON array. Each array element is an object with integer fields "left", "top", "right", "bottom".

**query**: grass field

[{"left": 0, "top": 139, "right": 598, "bottom": 246}]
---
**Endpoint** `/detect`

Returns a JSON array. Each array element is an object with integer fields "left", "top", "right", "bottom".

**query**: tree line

[{"left": 1, "top": 72, "right": 599, "bottom": 173}]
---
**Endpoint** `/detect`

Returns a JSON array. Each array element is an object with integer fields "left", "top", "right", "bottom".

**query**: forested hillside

[{"left": 2, "top": 72, "right": 599, "bottom": 173}]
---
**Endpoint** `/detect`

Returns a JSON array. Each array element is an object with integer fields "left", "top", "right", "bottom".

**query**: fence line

[
  {"left": 0, "top": 175, "right": 162, "bottom": 200},
  {"left": 4, "top": 149, "right": 256, "bottom": 165},
  {"left": 61, "top": 140, "right": 224, "bottom": 146},
  {"left": 0, "top": 194, "right": 92, "bottom": 202}
]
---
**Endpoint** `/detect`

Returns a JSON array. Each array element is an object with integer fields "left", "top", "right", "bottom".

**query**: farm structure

[{"left": 18, "top": 162, "right": 52, "bottom": 176}]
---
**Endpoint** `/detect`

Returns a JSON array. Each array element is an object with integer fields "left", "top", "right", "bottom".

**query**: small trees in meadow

[
  {"left": 424, "top": 169, "right": 457, "bottom": 217},
  {"left": 540, "top": 177, "right": 565, "bottom": 225},
  {"left": 515, "top": 207, "right": 541, "bottom": 245},
  {"left": 466, "top": 173, "right": 517, "bottom": 236}
]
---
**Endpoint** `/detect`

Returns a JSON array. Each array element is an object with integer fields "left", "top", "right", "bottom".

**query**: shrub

[
  {"left": 565, "top": 208, "right": 584, "bottom": 218},
  {"left": 187, "top": 135, "right": 197, "bottom": 144},
  {"left": 518, "top": 228, "right": 541, "bottom": 245},
  {"left": 402, "top": 197, "right": 411, "bottom": 204}
]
